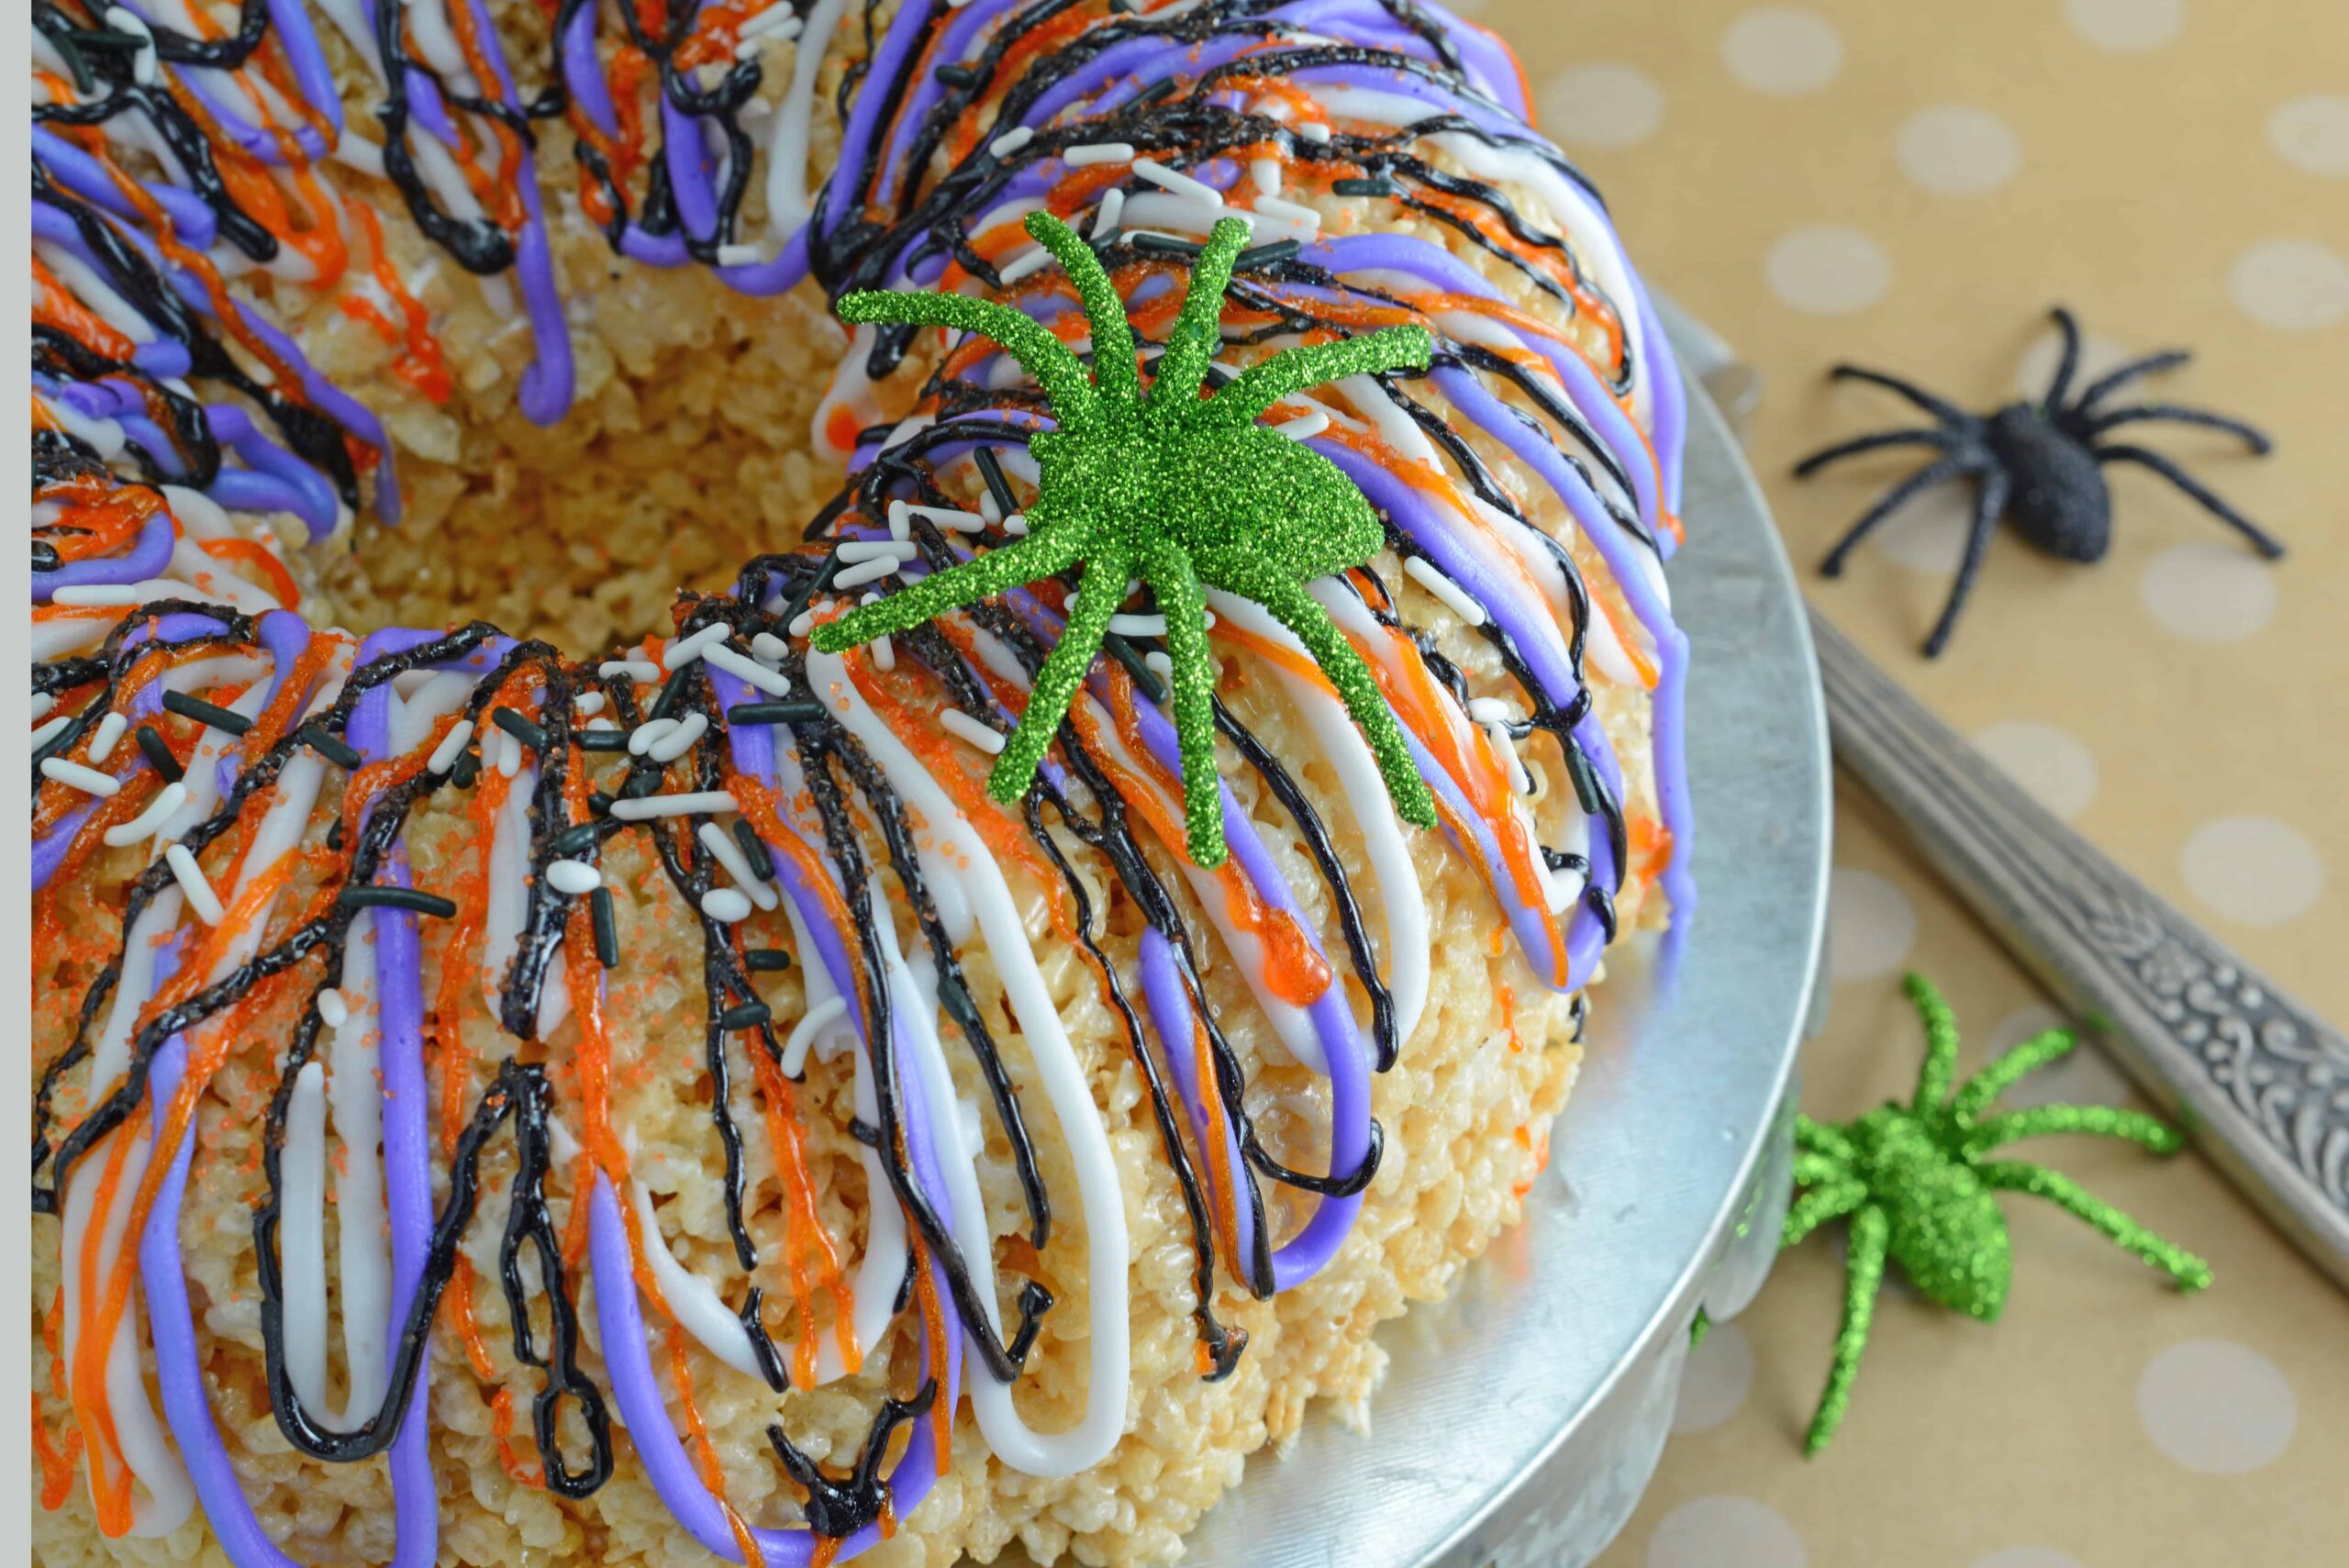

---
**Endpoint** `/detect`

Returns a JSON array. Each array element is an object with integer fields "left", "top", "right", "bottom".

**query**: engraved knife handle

[{"left": 1808, "top": 606, "right": 2349, "bottom": 1289}]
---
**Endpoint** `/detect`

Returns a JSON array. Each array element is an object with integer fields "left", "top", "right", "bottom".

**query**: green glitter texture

[
  {"left": 813, "top": 211, "right": 1438, "bottom": 867},
  {"left": 1783, "top": 972, "right": 2210, "bottom": 1453}
]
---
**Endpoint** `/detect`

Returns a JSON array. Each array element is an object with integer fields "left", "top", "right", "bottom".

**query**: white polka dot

[
  {"left": 1721, "top": 7, "right": 1845, "bottom": 96},
  {"left": 2269, "top": 95, "right": 2349, "bottom": 178},
  {"left": 1828, "top": 866, "right": 1916, "bottom": 984},
  {"left": 1765, "top": 227, "right": 1891, "bottom": 316},
  {"left": 1539, "top": 63, "right": 1665, "bottom": 150},
  {"left": 2065, "top": 0, "right": 2187, "bottom": 52},
  {"left": 2228, "top": 239, "right": 2349, "bottom": 331},
  {"left": 1648, "top": 1496, "right": 1808, "bottom": 1568},
  {"left": 2181, "top": 817, "right": 2325, "bottom": 928},
  {"left": 2140, "top": 541, "right": 2277, "bottom": 643},
  {"left": 1970, "top": 720, "right": 2098, "bottom": 821},
  {"left": 1971, "top": 1551, "right": 2087, "bottom": 1568},
  {"left": 2138, "top": 1340, "right": 2297, "bottom": 1473},
  {"left": 1897, "top": 106, "right": 2022, "bottom": 195},
  {"left": 1672, "top": 1320, "right": 1753, "bottom": 1434},
  {"left": 1982, "top": 1004, "right": 2134, "bottom": 1110},
  {"left": 1865, "top": 480, "right": 1977, "bottom": 576},
  {"left": 2013, "top": 324, "right": 2135, "bottom": 403}
]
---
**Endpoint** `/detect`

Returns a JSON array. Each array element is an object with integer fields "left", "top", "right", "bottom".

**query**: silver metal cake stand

[{"left": 1180, "top": 305, "right": 1832, "bottom": 1568}]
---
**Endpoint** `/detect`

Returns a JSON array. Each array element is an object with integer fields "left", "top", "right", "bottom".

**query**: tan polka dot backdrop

[{"left": 1469, "top": 0, "right": 2348, "bottom": 1563}]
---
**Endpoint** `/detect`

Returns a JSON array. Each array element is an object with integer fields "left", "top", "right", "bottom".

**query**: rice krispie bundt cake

[{"left": 28, "top": 3, "right": 1694, "bottom": 1563}]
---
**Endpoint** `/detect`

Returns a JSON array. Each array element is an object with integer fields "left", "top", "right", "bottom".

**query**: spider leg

[
  {"left": 1207, "top": 326, "right": 1434, "bottom": 428},
  {"left": 1964, "top": 1104, "right": 2185, "bottom": 1160},
  {"left": 1827, "top": 364, "right": 1970, "bottom": 423},
  {"left": 2043, "top": 306, "right": 2084, "bottom": 410},
  {"left": 1795, "top": 1114, "right": 1855, "bottom": 1162},
  {"left": 809, "top": 524, "right": 1091, "bottom": 652},
  {"left": 1920, "top": 466, "right": 2010, "bottom": 658},
  {"left": 987, "top": 543, "right": 1133, "bottom": 806},
  {"left": 1023, "top": 211, "right": 1141, "bottom": 406},
  {"left": 1253, "top": 578, "right": 1439, "bottom": 830},
  {"left": 837, "top": 289, "right": 1102, "bottom": 429},
  {"left": 1136, "top": 545, "right": 1228, "bottom": 867},
  {"left": 1950, "top": 1026, "right": 2077, "bottom": 1126},
  {"left": 1782, "top": 1177, "right": 1867, "bottom": 1249},
  {"left": 1147, "top": 217, "right": 1254, "bottom": 417},
  {"left": 2072, "top": 349, "right": 2191, "bottom": 412},
  {"left": 1975, "top": 1161, "right": 2211, "bottom": 1290},
  {"left": 2084, "top": 403, "right": 2274, "bottom": 454},
  {"left": 1903, "top": 972, "right": 1965, "bottom": 1114},
  {"left": 1818, "top": 453, "right": 1979, "bottom": 577},
  {"left": 1791, "top": 427, "right": 1951, "bottom": 479},
  {"left": 1805, "top": 1202, "right": 1889, "bottom": 1454},
  {"left": 2096, "top": 443, "right": 2287, "bottom": 558}
]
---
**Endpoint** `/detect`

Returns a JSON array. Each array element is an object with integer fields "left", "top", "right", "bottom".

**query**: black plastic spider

[{"left": 1798, "top": 306, "right": 2283, "bottom": 656}]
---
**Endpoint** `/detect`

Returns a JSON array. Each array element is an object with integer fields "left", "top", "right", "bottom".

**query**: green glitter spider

[
  {"left": 812, "top": 210, "right": 1439, "bottom": 868},
  {"left": 1784, "top": 972, "right": 2210, "bottom": 1453}
]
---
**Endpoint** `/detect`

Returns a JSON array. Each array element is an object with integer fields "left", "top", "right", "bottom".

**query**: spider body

[
  {"left": 1785, "top": 973, "right": 2210, "bottom": 1452},
  {"left": 1799, "top": 307, "right": 2281, "bottom": 655},
  {"left": 814, "top": 210, "right": 1436, "bottom": 867}
]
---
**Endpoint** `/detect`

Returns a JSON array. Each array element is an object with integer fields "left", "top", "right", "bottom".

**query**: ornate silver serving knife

[{"left": 1656, "top": 298, "right": 2349, "bottom": 1293}]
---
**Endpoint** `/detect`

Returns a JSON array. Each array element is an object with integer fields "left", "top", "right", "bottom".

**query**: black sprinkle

[
  {"left": 1099, "top": 632, "right": 1167, "bottom": 703},
  {"left": 162, "top": 691, "right": 251, "bottom": 735},
  {"left": 973, "top": 446, "right": 1019, "bottom": 517},
  {"left": 551, "top": 822, "right": 600, "bottom": 856},
  {"left": 1333, "top": 176, "right": 1397, "bottom": 196},
  {"left": 732, "top": 820, "right": 774, "bottom": 881},
  {"left": 936, "top": 62, "right": 977, "bottom": 87},
  {"left": 1233, "top": 239, "right": 1299, "bottom": 271},
  {"left": 728, "top": 700, "right": 825, "bottom": 726},
  {"left": 577, "top": 728, "right": 629, "bottom": 751},
  {"left": 745, "top": 949, "right": 793, "bottom": 973},
  {"left": 491, "top": 706, "right": 548, "bottom": 751},
  {"left": 648, "top": 671, "right": 689, "bottom": 722},
  {"left": 297, "top": 724, "right": 363, "bottom": 769},
  {"left": 451, "top": 752, "right": 481, "bottom": 789},
  {"left": 588, "top": 791, "right": 617, "bottom": 816},
  {"left": 339, "top": 885, "right": 459, "bottom": 918},
  {"left": 591, "top": 885, "right": 619, "bottom": 967},
  {"left": 31, "top": 541, "right": 61, "bottom": 572},
  {"left": 1130, "top": 232, "right": 1203, "bottom": 258},
  {"left": 134, "top": 724, "right": 183, "bottom": 784},
  {"left": 718, "top": 1001, "right": 773, "bottom": 1032}
]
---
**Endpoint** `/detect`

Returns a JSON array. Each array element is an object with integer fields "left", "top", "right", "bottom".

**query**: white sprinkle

[
  {"left": 1145, "top": 651, "right": 1174, "bottom": 678},
  {"left": 546, "top": 860, "right": 602, "bottom": 895},
  {"left": 1092, "top": 187, "right": 1126, "bottom": 239},
  {"left": 700, "top": 886, "right": 754, "bottom": 923},
  {"left": 166, "top": 843, "right": 224, "bottom": 924},
  {"left": 751, "top": 632, "right": 790, "bottom": 666},
  {"left": 1133, "top": 156, "right": 1224, "bottom": 206},
  {"left": 737, "top": 3, "right": 802, "bottom": 42},
  {"left": 495, "top": 729, "right": 525, "bottom": 777},
  {"left": 989, "top": 126, "right": 1035, "bottom": 159},
  {"left": 697, "top": 822, "right": 781, "bottom": 911},
  {"left": 1486, "top": 722, "right": 1533, "bottom": 795},
  {"left": 1107, "top": 613, "right": 1169, "bottom": 637},
  {"left": 662, "top": 623, "right": 730, "bottom": 670},
  {"left": 1297, "top": 122, "right": 1331, "bottom": 144},
  {"left": 575, "top": 692, "right": 606, "bottom": 717},
  {"left": 1273, "top": 410, "right": 1330, "bottom": 440},
  {"left": 599, "top": 658, "right": 661, "bottom": 683},
  {"left": 102, "top": 781, "right": 186, "bottom": 846},
  {"left": 86, "top": 712, "right": 128, "bottom": 762},
  {"left": 608, "top": 790, "right": 739, "bottom": 821},
  {"left": 317, "top": 987, "right": 351, "bottom": 1029},
  {"left": 50, "top": 584, "right": 140, "bottom": 606},
  {"left": 703, "top": 642, "right": 794, "bottom": 697},
  {"left": 30, "top": 693, "right": 55, "bottom": 722},
  {"left": 41, "top": 757, "right": 120, "bottom": 797},
  {"left": 1004, "top": 514, "right": 1030, "bottom": 537},
  {"left": 31, "top": 715, "right": 72, "bottom": 750},
  {"left": 629, "top": 717, "right": 681, "bottom": 757},
  {"left": 907, "top": 504, "right": 987, "bottom": 533},
  {"left": 837, "top": 538, "right": 918, "bottom": 564},
  {"left": 887, "top": 499, "right": 911, "bottom": 540},
  {"left": 1252, "top": 158, "right": 1283, "bottom": 196},
  {"left": 997, "top": 248, "right": 1053, "bottom": 285},
  {"left": 1466, "top": 696, "right": 1517, "bottom": 724},
  {"left": 104, "top": 7, "right": 159, "bottom": 86},
  {"left": 871, "top": 634, "right": 896, "bottom": 673},
  {"left": 782, "top": 995, "right": 850, "bottom": 1077},
  {"left": 940, "top": 708, "right": 1007, "bottom": 754},
  {"left": 648, "top": 712, "right": 709, "bottom": 763},
  {"left": 1065, "top": 142, "right": 1137, "bottom": 167},
  {"left": 715, "top": 243, "right": 765, "bottom": 267},
  {"left": 1253, "top": 194, "right": 1322, "bottom": 228},
  {"left": 788, "top": 610, "right": 818, "bottom": 639},
  {"left": 428, "top": 718, "right": 474, "bottom": 775},
  {"left": 585, "top": 717, "right": 620, "bottom": 733},
  {"left": 831, "top": 554, "right": 904, "bottom": 590},
  {"left": 1404, "top": 557, "right": 1488, "bottom": 626}
]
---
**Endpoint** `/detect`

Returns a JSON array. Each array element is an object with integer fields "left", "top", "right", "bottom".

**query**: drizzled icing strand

[{"left": 27, "top": 3, "right": 1692, "bottom": 1562}]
